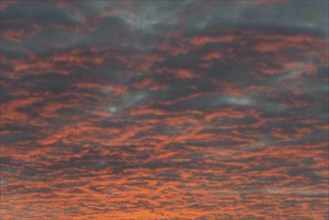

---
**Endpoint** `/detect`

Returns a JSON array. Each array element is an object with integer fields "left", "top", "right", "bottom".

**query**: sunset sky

[{"left": 0, "top": 0, "right": 328, "bottom": 219}]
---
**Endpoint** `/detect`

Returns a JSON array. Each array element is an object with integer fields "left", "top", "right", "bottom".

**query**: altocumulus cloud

[{"left": 0, "top": 0, "right": 328, "bottom": 219}]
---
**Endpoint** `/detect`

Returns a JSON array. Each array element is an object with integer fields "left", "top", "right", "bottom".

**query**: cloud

[{"left": 1, "top": 1, "right": 328, "bottom": 219}]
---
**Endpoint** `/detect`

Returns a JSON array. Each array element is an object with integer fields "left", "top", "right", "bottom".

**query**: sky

[{"left": 0, "top": 0, "right": 328, "bottom": 219}]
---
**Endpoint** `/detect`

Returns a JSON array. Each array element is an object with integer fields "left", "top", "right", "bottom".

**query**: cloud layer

[{"left": 1, "top": 0, "right": 328, "bottom": 219}]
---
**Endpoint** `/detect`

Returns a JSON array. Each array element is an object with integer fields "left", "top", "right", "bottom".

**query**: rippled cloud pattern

[{"left": 1, "top": 1, "right": 328, "bottom": 219}]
